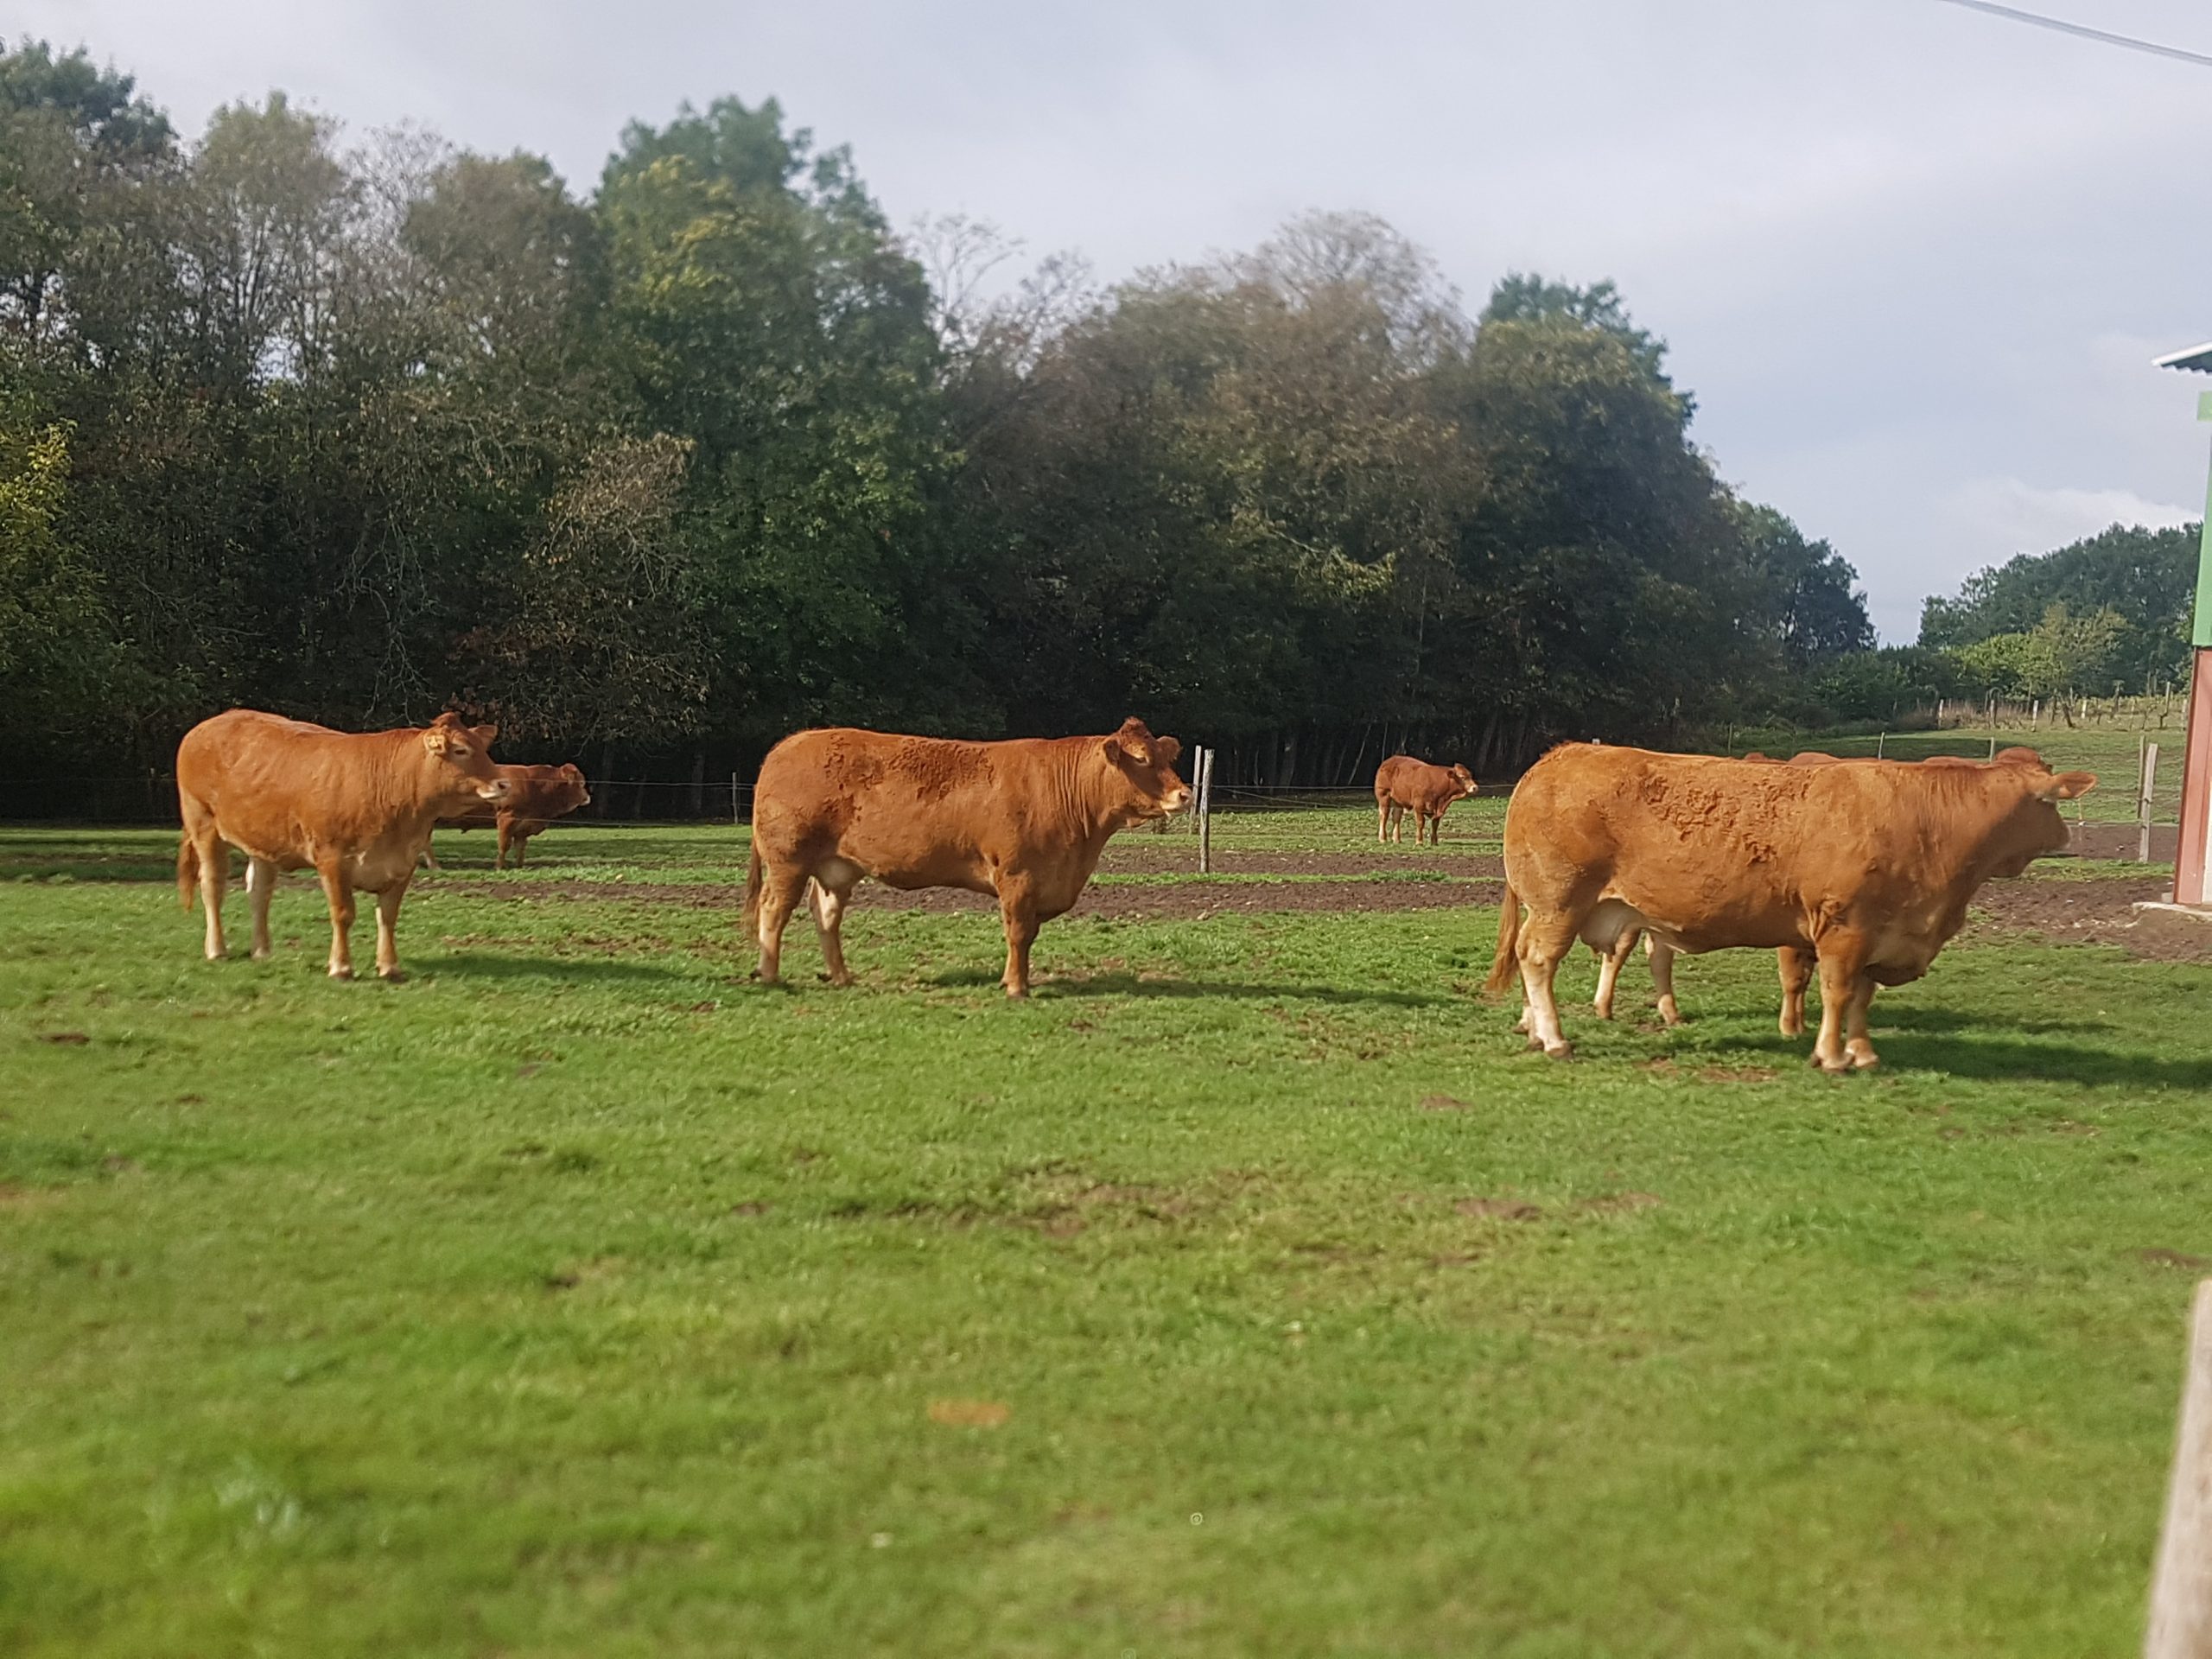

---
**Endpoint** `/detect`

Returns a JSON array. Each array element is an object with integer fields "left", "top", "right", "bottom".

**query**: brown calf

[
  {"left": 429, "top": 762, "right": 591, "bottom": 869},
  {"left": 1374, "top": 755, "right": 1478, "bottom": 845}
]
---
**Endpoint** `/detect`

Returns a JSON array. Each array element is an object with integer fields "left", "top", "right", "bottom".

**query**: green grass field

[{"left": 4, "top": 805, "right": 2209, "bottom": 1656}]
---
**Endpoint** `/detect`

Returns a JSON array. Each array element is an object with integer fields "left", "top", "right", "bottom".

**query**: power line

[{"left": 1935, "top": 0, "right": 2212, "bottom": 69}]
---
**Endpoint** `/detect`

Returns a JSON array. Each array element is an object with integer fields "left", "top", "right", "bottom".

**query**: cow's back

[
  {"left": 177, "top": 709, "right": 416, "bottom": 871},
  {"left": 1505, "top": 746, "right": 1895, "bottom": 948},
  {"left": 756, "top": 728, "right": 1071, "bottom": 889},
  {"left": 1377, "top": 754, "right": 1449, "bottom": 805}
]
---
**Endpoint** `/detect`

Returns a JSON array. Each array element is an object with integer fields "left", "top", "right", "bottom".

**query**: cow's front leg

[
  {"left": 1647, "top": 938, "right": 1681, "bottom": 1027},
  {"left": 1777, "top": 947, "right": 1813, "bottom": 1036},
  {"left": 246, "top": 856, "right": 276, "bottom": 960},
  {"left": 1843, "top": 973, "right": 1880, "bottom": 1070},
  {"left": 494, "top": 820, "right": 512, "bottom": 870},
  {"left": 316, "top": 861, "right": 358, "bottom": 980},
  {"left": 1809, "top": 936, "right": 1870, "bottom": 1073},
  {"left": 996, "top": 882, "right": 1041, "bottom": 998},
  {"left": 373, "top": 881, "right": 409, "bottom": 982}
]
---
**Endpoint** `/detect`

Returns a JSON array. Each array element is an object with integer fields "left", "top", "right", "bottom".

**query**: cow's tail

[
  {"left": 176, "top": 836, "right": 199, "bottom": 911},
  {"left": 741, "top": 841, "right": 763, "bottom": 935},
  {"left": 1484, "top": 880, "right": 1521, "bottom": 995}
]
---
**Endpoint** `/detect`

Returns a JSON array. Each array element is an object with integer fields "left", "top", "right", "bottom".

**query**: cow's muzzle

[
  {"left": 479, "top": 779, "right": 512, "bottom": 802},
  {"left": 1163, "top": 788, "right": 1193, "bottom": 814}
]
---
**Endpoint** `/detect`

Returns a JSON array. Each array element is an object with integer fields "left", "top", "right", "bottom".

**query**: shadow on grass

[
  {"left": 1713, "top": 1026, "right": 2212, "bottom": 1088},
  {"left": 925, "top": 967, "right": 1451, "bottom": 1008},
  {"left": 425, "top": 951, "right": 696, "bottom": 987}
]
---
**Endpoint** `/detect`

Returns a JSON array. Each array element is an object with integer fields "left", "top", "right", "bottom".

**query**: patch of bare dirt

[
  {"left": 2137, "top": 1248, "right": 2212, "bottom": 1271},
  {"left": 2071, "top": 823, "right": 2178, "bottom": 862},
  {"left": 1099, "top": 845, "right": 1503, "bottom": 879},
  {"left": 1456, "top": 1197, "right": 1543, "bottom": 1222},
  {"left": 1964, "top": 875, "right": 2212, "bottom": 962},
  {"left": 461, "top": 873, "right": 1500, "bottom": 920}
]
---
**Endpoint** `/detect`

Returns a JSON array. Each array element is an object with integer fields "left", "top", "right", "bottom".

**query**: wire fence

[{"left": 3, "top": 728, "right": 2186, "bottom": 859}]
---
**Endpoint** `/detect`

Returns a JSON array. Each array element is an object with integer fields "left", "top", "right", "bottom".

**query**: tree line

[{"left": 1, "top": 41, "right": 2192, "bottom": 809}]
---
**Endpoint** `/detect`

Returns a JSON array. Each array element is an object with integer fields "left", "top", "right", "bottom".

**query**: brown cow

[
  {"left": 428, "top": 763, "right": 591, "bottom": 869},
  {"left": 1374, "top": 755, "right": 1478, "bottom": 845},
  {"left": 176, "top": 709, "right": 509, "bottom": 981},
  {"left": 1592, "top": 748, "right": 2056, "bottom": 1032},
  {"left": 744, "top": 718, "right": 1192, "bottom": 997},
  {"left": 1489, "top": 743, "right": 2093, "bottom": 1070}
]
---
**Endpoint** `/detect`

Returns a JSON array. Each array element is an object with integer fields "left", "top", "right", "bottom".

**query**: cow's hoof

[
  {"left": 250, "top": 947, "right": 271, "bottom": 962},
  {"left": 820, "top": 973, "right": 854, "bottom": 988},
  {"left": 328, "top": 967, "right": 354, "bottom": 981},
  {"left": 1811, "top": 1054, "right": 1850, "bottom": 1075},
  {"left": 1003, "top": 987, "right": 1030, "bottom": 1001},
  {"left": 378, "top": 969, "right": 408, "bottom": 985},
  {"left": 1542, "top": 1040, "right": 1573, "bottom": 1060},
  {"left": 1848, "top": 1048, "right": 1879, "bottom": 1071}
]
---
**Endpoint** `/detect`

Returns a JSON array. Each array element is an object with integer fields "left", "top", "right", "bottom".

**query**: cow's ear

[
  {"left": 473, "top": 723, "right": 499, "bottom": 747},
  {"left": 423, "top": 727, "right": 453, "bottom": 757},
  {"left": 2043, "top": 771, "right": 2096, "bottom": 800},
  {"left": 1154, "top": 734, "right": 1182, "bottom": 767},
  {"left": 1111, "top": 719, "right": 1154, "bottom": 767}
]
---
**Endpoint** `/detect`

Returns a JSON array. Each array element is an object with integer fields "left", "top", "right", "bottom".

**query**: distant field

[{"left": 5, "top": 813, "right": 2210, "bottom": 1656}]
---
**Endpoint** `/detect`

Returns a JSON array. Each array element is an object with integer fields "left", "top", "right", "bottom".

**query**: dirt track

[{"left": 461, "top": 844, "right": 2212, "bottom": 961}]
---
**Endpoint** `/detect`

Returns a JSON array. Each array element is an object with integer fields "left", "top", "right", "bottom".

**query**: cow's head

[
  {"left": 1098, "top": 717, "right": 1192, "bottom": 823},
  {"left": 423, "top": 714, "right": 508, "bottom": 804},
  {"left": 552, "top": 762, "right": 591, "bottom": 811},
  {"left": 1448, "top": 763, "right": 1478, "bottom": 799},
  {"left": 1986, "top": 760, "right": 2095, "bottom": 875}
]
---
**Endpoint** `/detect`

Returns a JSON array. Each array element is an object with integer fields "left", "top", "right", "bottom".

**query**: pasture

[{"left": 5, "top": 780, "right": 2212, "bottom": 1656}]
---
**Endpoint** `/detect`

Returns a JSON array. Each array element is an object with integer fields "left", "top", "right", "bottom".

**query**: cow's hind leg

[
  {"left": 1809, "top": 934, "right": 1872, "bottom": 1073},
  {"left": 1777, "top": 947, "right": 1813, "bottom": 1037},
  {"left": 316, "top": 859, "right": 358, "bottom": 980},
  {"left": 809, "top": 874, "right": 858, "bottom": 988},
  {"left": 195, "top": 831, "right": 231, "bottom": 961},
  {"left": 372, "top": 881, "right": 410, "bottom": 982},
  {"left": 753, "top": 863, "right": 810, "bottom": 987},
  {"left": 1515, "top": 911, "right": 1580, "bottom": 1059},
  {"left": 1376, "top": 799, "right": 1390, "bottom": 843},
  {"left": 246, "top": 856, "right": 277, "bottom": 960},
  {"left": 494, "top": 821, "right": 512, "bottom": 870}
]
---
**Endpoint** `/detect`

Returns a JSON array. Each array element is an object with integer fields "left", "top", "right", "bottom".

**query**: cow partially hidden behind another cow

[
  {"left": 1489, "top": 742, "right": 2093, "bottom": 1071},
  {"left": 745, "top": 718, "right": 1192, "bottom": 997},
  {"left": 176, "top": 709, "right": 510, "bottom": 981},
  {"left": 1374, "top": 755, "right": 1478, "bottom": 845},
  {"left": 427, "top": 762, "right": 590, "bottom": 869}
]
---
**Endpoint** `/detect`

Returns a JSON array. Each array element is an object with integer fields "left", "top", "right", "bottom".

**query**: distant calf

[
  {"left": 1374, "top": 755, "right": 1478, "bottom": 845},
  {"left": 745, "top": 718, "right": 1192, "bottom": 997},
  {"left": 429, "top": 762, "right": 590, "bottom": 869},
  {"left": 176, "top": 709, "right": 508, "bottom": 981}
]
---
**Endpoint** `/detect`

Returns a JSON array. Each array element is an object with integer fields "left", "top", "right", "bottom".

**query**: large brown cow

[
  {"left": 428, "top": 762, "right": 590, "bottom": 869},
  {"left": 1488, "top": 743, "right": 2093, "bottom": 1070},
  {"left": 176, "top": 709, "right": 509, "bottom": 981},
  {"left": 1374, "top": 755, "right": 1478, "bottom": 845},
  {"left": 744, "top": 718, "right": 1192, "bottom": 997},
  {"left": 1590, "top": 747, "right": 2057, "bottom": 1031}
]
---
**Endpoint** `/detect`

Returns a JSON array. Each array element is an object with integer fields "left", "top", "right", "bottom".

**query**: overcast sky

[{"left": 19, "top": 0, "right": 2212, "bottom": 639}]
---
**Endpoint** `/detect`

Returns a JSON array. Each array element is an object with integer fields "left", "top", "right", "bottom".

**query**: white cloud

[{"left": 1939, "top": 478, "right": 2196, "bottom": 564}]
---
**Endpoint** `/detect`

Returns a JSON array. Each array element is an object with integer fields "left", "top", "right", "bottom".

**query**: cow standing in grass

[
  {"left": 428, "top": 762, "right": 591, "bottom": 869},
  {"left": 176, "top": 710, "right": 509, "bottom": 981},
  {"left": 744, "top": 718, "right": 1192, "bottom": 997},
  {"left": 1374, "top": 755, "right": 1478, "bottom": 845},
  {"left": 1489, "top": 743, "right": 2094, "bottom": 1070},
  {"left": 1589, "top": 747, "right": 2058, "bottom": 1032}
]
